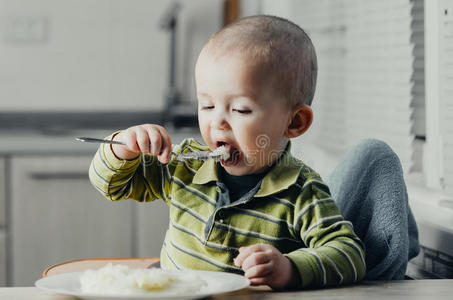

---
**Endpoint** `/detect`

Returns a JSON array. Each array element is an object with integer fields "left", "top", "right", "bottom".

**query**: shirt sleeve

[
  {"left": 285, "top": 176, "right": 366, "bottom": 288},
  {"left": 88, "top": 134, "right": 184, "bottom": 204}
]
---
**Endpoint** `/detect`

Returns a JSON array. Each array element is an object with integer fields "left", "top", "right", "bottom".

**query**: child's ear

[{"left": 285, "top": 105, "right": 313, "bottom": 138}]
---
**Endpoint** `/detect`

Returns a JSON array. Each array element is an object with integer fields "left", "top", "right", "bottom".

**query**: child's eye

[
  {"left": 201, "top": 106, "right": 214, "bottom": 110},
  {"left": 233, "top": 108, "right": 251, "bottom": 114}
]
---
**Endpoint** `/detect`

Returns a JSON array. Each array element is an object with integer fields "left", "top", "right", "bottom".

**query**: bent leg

[{"left": 326, "top": 139, "right": 419, "bottom": 280}]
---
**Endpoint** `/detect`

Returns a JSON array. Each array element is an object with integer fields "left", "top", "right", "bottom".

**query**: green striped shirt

[{"left": 89, "top": 137, "right": 366, "bottom": 288}]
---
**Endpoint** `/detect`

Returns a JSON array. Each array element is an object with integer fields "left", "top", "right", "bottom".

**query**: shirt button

[{"left": 219, "top": 219, "right": 224, "bottom": 223}]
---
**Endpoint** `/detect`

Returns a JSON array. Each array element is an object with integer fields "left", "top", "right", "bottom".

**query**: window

[
  {"left": 425, "top": 0, "right": 453, "bottom": 194},
  {"left": 272, "top": 0, "right": 453, "bottom": 200}
]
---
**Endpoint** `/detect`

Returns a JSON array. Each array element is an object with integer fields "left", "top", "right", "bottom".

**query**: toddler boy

[{"left": 89, "top": 15, "right": 366, "bottom": 289}]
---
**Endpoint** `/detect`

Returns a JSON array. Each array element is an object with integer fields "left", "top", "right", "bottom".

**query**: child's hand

[
  {"left": 112, "top": 124, "right": 172, "bottom": 163},
  {"left": 234, "top": 244, "right": 300, "bottom": 290}
]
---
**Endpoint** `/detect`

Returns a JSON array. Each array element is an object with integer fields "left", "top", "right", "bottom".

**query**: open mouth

[{"left": 216, "top": 141, "right": 240, "bottom": 166}]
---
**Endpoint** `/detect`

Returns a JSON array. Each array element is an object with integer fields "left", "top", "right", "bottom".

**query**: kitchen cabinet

[
  {"left": 0, "top": 158, "right": 6, "bottom": 286},
  {"left": 135, "top": 200, "right": 169, "bottom": 258},
  {"left": 10, "top": 155, "right": 134, "bottom": 286},
  {"left": 0, "top": 232, "right": 6, "bottom": 287},
  {"left": 1, "top": 129, "right": 201, "bottom": 286},
  {"left": 0, "top": 157, "right": 6, "bottom": 226}
]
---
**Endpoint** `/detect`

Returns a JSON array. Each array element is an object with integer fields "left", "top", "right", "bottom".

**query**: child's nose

[{"left": 210, "top": 111, "right": 230, "bottom": 130}]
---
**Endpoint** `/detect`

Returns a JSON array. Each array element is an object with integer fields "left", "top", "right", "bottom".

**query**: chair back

[{"left": 42, "top": 257, "right": 160, "bottom": 277}]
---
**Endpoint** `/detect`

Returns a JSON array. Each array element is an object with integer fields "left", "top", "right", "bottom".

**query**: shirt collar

[
  {"left": 192, "top": 158, "right": 220, "bottom": 184},
  {"left": 192, "top": 141, "right": 303, "bottom": 197}
]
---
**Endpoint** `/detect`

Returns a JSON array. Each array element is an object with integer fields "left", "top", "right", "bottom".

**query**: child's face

[{"left": 195, "top": 50, "right": 292, "bottom": 175}]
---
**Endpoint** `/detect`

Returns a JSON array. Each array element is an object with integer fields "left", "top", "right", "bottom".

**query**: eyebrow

[{"left": 197, "top": 92, "right": 257, "bottom": 101}]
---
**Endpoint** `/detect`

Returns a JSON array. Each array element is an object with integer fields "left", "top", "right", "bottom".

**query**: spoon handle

[
  {"left": 76, "top": 137, "right": 125, "bottom": 145},
  {"left": 76, "top": 136, "right": 222, "bottom": 161}
]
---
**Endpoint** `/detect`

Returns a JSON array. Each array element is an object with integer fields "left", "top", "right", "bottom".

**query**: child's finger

[
  {"left": 146, "top": 127, "right": 162, "bottom": 155},
  {"left": 244, "top": 261, "right": 272, "bottom": 279},
  {"left": 241, "top": 251, "right": 271, "bottom": 272},
  {"left": 125, "top": 130, "right": 140, "bottom": 153},
  {"left": 156, "top": 126, "right": 172, "bottom": 163},
  {"left": 234, "top": 244, "right": 268, "bottom": 266},
  {"left": 249, "top": 277, "right": 268, "bottom": 286},
  {"left": 136, "top": 129, "right": 151, "bottom": 154}
]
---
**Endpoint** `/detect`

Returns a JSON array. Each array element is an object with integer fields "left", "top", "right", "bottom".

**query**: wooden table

[{"left": 1, "top": 280, "right": 452, "bottom": 300}]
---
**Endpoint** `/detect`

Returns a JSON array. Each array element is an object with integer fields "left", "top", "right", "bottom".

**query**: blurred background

[{"left": 0, "top": 0, "right": 452, "bottom": 286}]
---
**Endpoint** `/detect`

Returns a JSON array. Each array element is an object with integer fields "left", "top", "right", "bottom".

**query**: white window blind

[
  {"left": 412, "top": 0, "right": 426, "bottom": 139},
  {"left": 440, "top": 0, "right": 453, "bottom": 195},
  {"left": 291, "top": 0, "right": 417, "bottom": 173},
  {"left": 291, "top": 0, "right": 348, "bottom": 155}
]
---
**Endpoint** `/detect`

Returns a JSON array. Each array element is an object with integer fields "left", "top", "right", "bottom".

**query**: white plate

[{"left": 35, "top": 270, "right": 250, "bottom": 300}]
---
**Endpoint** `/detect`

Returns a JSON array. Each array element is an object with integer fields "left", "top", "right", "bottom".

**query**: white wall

[
  {"left": 0, "top": 0, "right": 222, "bottom": 112},
  {"left": 239, "top": 0, "right": 261, "bottom": 17}
]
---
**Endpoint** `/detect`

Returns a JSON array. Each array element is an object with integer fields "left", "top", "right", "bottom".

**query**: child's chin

[
  {"left": 219, "top": 158, "right": 237, "bottom": 167},
  {"left": 221, "top": 164, "right": 249, "bottom": 176}
]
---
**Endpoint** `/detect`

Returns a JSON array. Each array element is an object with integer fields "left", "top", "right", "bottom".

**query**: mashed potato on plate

[{"left": 79, "top": 263, "right": 206, "bottom": 295}]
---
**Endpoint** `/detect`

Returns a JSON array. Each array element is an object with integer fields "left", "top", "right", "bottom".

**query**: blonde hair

[{"left": 204, "top": 15, "right": 317, "bottom": 107}]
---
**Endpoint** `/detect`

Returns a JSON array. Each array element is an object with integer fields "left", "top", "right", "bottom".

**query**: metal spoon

[
  {"left": 76, "top": 137, "right": 125, "bottom": 145},
  {"left": 75, "top": 137, "right": 227, "bottom": 161}
]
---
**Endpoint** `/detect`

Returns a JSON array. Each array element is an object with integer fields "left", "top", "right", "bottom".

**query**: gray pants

[{"left": 326, "top": 139, "right": 420, "bottom": 280}]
